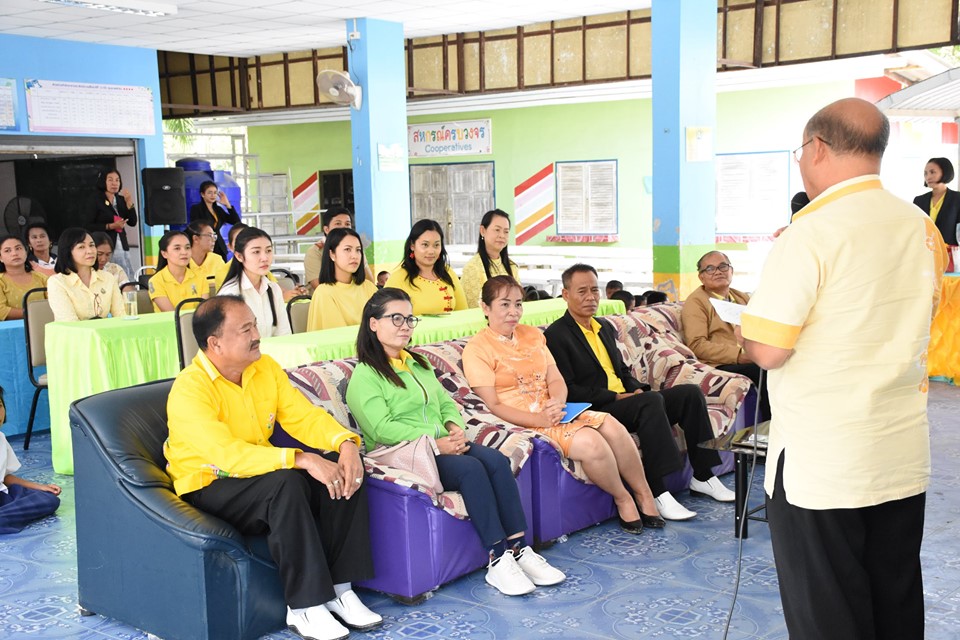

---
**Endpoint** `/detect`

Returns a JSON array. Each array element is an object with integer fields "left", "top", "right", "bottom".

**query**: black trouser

[
  {"left": 766, "top": 453, "right": 925, "bottom": 640},
  {"left": 436, "top": 443, "right": 527, "bottom": 548},
  {"left": 604, "top": 384, "right": 721, "bottom": 495},
  {"left": 716, "top": 362, "right": 771, "bottom": 422},
  {"left": 183, "top": 459, "right": 374, "bottom": 609}
]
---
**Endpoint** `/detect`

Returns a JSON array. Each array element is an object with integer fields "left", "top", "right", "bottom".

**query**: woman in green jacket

[{"left": 346, "top": 287, "right": 565, "bottom": 597}]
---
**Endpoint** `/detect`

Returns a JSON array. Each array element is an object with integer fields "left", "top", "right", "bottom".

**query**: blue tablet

[{"left": 560, "top": 402, "right": 591, "bottom": 424}]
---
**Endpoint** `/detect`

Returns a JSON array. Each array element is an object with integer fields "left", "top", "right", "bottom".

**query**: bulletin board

[
  {"left": 25, "top": 79, "right": 155, "bottom": 136},
  {"left": 715, "top": 151, "right": 791, "bottom": 235}
]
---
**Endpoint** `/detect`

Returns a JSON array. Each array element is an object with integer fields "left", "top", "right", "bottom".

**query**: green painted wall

[{"left": 246, "top": 79, "right": 852, "bottom": 249}]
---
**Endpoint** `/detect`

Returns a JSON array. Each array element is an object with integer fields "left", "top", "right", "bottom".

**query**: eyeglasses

[
  {"left": 380, "top": 313, "right": 419, "bottom": 328},
  {"left": 699, "top": 263, "right": 732, "bottom": 275},
  {"left": 199, "top": 233, "right": 218, "bottom": 240},
  {"left": 793, "top": 136, "right": 832, "bottom": 162}
]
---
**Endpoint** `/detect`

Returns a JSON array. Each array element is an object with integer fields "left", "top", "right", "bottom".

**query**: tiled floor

[{"left": 2, "top": 381, "right": 958, "bottom": 639}]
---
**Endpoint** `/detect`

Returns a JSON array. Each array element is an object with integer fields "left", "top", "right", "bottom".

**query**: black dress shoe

[
  {"left": 640, "top": 513, "right": 666, "bottom": 529},
  {"left": 618, "top": 516, "right": 644, "bottom": 534}
]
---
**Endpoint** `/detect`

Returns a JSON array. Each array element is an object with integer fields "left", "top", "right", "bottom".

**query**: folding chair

[
  {"left": 174, "top": 297, "right": 205, "bottom": 370},
  {"left": 286, "top": 294, "right": 312, "bottom": 334},
  {"left": 269, "top": 267, "right": 299, "bottom": 292},
  {"left": 21, "top": 287, "right": 52, "bottom": 450}
]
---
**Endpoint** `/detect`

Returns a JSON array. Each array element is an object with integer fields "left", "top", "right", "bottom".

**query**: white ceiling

[{"left": 0, "top": 0, "right": 652, "bottom": 57}]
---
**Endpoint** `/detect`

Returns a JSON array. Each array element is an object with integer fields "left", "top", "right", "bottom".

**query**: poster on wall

[
  {"left": 715, "top": 151, "right": 791, "bottom": 235},
  {"left": 555, "top": 160, "right": 618, "bottom": 235},
  {"left": 408, "top": 119, "right": 492, "bottom": 158},
  {"left": 24, "top": 79, "right": 155, "bottom": 136},
  {"left": 0, "top": 78, "right": 17, "bottom": 131}
]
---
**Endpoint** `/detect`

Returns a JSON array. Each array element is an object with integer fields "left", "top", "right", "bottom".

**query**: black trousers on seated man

[
  {"left": 604, "top": 385, "right": 721, "bottom": 495},
  {"left": 184, "top": 454, "right": 374, "bottom": 609},
  {"left": 766, "top": 453, "right": 925, "bottom": 640},
  {"left": 716, "top": 362, "right": 771, "bottom": 422}
]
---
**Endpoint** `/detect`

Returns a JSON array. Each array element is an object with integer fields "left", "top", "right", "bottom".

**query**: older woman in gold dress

[{"left": 463, "top": 275, "right": 663, "bottom": 534}]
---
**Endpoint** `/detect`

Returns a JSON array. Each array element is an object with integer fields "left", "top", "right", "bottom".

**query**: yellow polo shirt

[
  {"left": 577, "top": 318, "right": 626, "bottom": 394},
  {"left": 190, "top": 253, "right": 225, "bottom": 292},
  {"left": 164, "top": 350, "right": 361, "bottom": 495},
  {"left": 148, "top": 266, "right": 205, "bottom": 312},
  {"left": 742, "top": 175, "right": 948, "bottom": 510}
]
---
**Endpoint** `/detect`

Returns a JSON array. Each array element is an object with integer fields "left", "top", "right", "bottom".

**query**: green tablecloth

[
  {"left": 47, "top": 312, "right": 179, "bottom": 474},
  {"left": 260, "top": 298, "right": 625, "bottom": 369}
]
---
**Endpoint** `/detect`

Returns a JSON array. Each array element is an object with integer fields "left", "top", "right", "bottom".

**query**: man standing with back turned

[{"left": 740, "top": 98, "right": 947, "bottom": 639}]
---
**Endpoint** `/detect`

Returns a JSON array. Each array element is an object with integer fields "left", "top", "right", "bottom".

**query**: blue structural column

[
  {"left": 651, "top": 0, "right": 717, "bottom": 300},
  {"left": 346, "top": 18, "right": 411, "bottom": 267}
]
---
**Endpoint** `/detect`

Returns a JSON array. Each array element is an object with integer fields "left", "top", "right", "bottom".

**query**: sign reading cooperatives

[{"left": 408, "top": 119, "right": 492, "bottom": 158}]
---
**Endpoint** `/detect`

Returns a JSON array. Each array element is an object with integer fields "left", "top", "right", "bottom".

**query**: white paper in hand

[{"left": 709, "top": 298, "right": 746, "bottom": 325}]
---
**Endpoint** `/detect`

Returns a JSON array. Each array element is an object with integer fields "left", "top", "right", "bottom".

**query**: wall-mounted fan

[
  {"left": 2, "top": 197, "right": 47, "bottom": 237},
  {"left": 317, "top": 70, "right": 363, "bottom": 110}
]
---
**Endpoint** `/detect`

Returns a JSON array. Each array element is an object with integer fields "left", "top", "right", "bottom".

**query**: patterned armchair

[{"left": 279, "top": 357, "right": 535, "bottom": 603}]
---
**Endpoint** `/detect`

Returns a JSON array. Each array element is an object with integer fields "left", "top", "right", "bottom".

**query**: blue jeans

[{"left": 435, "top": 443, "right": 527, "bottom": 548}]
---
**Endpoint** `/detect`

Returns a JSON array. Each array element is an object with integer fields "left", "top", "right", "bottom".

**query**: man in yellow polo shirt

[
  {"left": 544, "top": 264, "right": 734, "bottom": 523},
  {"left": 164, "top": 296, "right": 382, "bottom": 640},
  {"left": 741, "top": 98, "right": 948, "bottom": 640}
]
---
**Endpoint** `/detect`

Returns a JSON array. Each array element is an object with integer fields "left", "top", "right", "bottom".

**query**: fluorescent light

[{"left": 38, "top": 0, "right": 178, "bottom": 17}]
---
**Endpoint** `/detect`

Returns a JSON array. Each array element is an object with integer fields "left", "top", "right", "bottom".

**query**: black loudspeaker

[{"left": 142, "top": 167, "right": 187, "bottom": 226}]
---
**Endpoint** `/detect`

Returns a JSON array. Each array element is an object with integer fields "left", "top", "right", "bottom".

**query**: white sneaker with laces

[
  {"left": 689, "top": 476, "right": 736, "bottom": 502},
  {"left": 655, "top": 492, "right": 697, "bottom": 521},
  {"left": 515, "top": 546, "right": 565, "bottom": 586},
  {"left": 485, "top": 550, "right": 536, "bottom": 596},
  {"left": 286, "top": 605, "right": 349, "bottom": 640},
  {"left": 324, "top": 589, "right": 383, "bottom": 630}
]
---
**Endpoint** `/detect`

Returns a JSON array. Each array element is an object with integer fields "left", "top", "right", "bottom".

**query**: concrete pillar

[
  {"left": 651, "top": 0, "right": 718, "bottom": 300},
  {"left": 346, "top": 18, "right": 410, "bottom": 268}
]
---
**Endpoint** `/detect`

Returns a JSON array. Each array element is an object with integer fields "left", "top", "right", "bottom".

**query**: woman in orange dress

[{"left": 463, "top": 275, "right": 663, "bottom": 534}]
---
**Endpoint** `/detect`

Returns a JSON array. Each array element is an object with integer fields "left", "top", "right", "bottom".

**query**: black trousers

[
  {"left": 766, "top": 454, "right": 925, "bottom": 640},
  {"left": 183, "top": 458, "right": 374, "bottom": 609},
  {"left": 716, "top": 362, "right": 771, "bottom": 422},
  {"left": 603, "top": 384, "right": 721, "bottom": 495},
  {"left": 436, "top": 443, "right": 527, "bottom": 548}
]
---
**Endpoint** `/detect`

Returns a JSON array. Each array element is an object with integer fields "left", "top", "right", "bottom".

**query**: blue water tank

[{"left": 173, "top": 158, "right": 243, "bottom": 237}]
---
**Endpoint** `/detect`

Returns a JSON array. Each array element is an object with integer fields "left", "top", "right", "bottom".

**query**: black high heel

[
  {"left": 618, "top": 515, "right": 644, "bottom": 534},
  {"left": 635, "top": 497, "right": 666, "bottom": 529}
]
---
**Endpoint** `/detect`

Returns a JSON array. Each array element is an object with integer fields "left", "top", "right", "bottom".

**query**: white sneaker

[
  {"left": 325, "top": 589, "right": 383, "bottom": 631},
  {"left": 515, "top": 546, "right": 566, "bottom": 586},
  {"left": 655, "top": 492, "right": 697, "bottom": 521},
  {"left": 287, "top": 605, "right": 349, "bottom": 640},
  {"left": 485, "top": 550, "right": 536, "bottom": 596}
]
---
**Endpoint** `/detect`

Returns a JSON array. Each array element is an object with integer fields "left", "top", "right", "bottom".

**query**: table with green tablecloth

[
  {"left": 261, "top": 298, "right": 624, "bottom": 369},
  {"left": 47, "top": 312, "right": 179, "bottom": 474}
]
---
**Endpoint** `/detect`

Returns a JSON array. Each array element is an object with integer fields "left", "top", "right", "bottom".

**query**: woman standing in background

[{"left": 84, "top": 170, "right": 137, "bottom": 277}]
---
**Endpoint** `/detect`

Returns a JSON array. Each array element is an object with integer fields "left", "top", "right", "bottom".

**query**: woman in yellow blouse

[
  {"left": 47, "top": 227, "right": 125, "bottom": 321},
  {"left": 148, "top": 230, "right": 206, "bottom": 312},
  {"left": 460, "top": 209, "right": 520, "bottom": 308},
  {"left": 0, "top": 236, "right": 47, "bottom": 321},
  {"left": 306, "top": 228, "right": 378, "bottom": 331},
  {"left": 186, "top": 220, "right": 225, "bottom": 294},
  {"left": 384, "top": 219, "right": 467, "bottom": 315}
]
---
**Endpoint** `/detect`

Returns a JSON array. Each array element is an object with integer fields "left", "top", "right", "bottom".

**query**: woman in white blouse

[
  {"left": 217, "top": 227, "right": 290, "bottom": 337},
  {"left": 47, "top": 227, "right": 124, "bottom": 321}
]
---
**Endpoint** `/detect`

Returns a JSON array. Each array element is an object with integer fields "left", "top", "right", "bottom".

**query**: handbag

[{"left": 364, "top": 434, "right": 444, "bottom": 494}]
